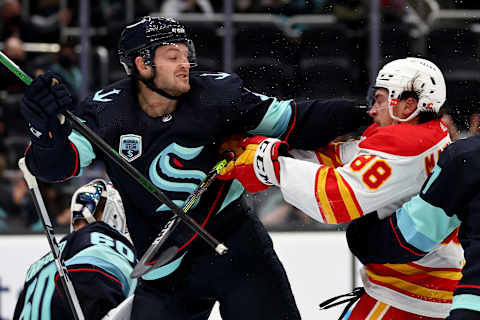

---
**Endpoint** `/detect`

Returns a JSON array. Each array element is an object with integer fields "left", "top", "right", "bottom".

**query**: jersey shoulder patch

[{"left": 359, "top": 120, "right": 449, "bottom": 156}]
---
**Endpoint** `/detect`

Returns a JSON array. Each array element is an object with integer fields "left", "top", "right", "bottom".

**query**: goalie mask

[
  {"left": 70, "top": 179, "right": 130, "bottom": 240},
  {"left": 374, "top": 57, "right": 446, "bottom": 122}
]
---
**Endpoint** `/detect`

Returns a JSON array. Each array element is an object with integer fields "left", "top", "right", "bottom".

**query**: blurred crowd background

[{"left": 1, "top": 0, "right": 480, "bottom": 233}]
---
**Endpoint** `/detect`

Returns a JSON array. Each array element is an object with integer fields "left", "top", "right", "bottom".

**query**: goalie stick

[
  {"left": 0, "top": 50, "right": 228, "bottom": 256},
  {"left": 131, "top": 156, "right": 231, "bottom": 278},
  {"left": 18, "top": 158, "right": 86, "bottom": 320}
]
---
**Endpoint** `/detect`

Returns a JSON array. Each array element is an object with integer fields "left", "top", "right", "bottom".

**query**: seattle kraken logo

[{"left": 149, "top": 143, "right": 206, "bottom": 212}]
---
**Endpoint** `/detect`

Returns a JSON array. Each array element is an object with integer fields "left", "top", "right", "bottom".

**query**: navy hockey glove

[{"left": 20, "top": 72, "right": 72, "bottom": 148}]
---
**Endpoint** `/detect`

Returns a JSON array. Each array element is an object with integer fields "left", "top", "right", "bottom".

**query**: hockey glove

[
  {"left": 20, "top": 72, "right": 72, "bottom": 148},
  {"left": 218, "top": 136, "right": 289, "bottom": 193}
]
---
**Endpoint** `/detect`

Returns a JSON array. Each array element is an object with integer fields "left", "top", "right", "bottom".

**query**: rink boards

[{"left": 0, "top": 232, "right": 359, "bottom": 320}]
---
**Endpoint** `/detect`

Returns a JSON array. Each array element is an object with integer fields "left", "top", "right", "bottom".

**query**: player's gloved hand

[
  {"left": 218, "top": 136, "right": 289, "bottom": 193},
  {"left": 20, "top": 72, "right": 73, "bottom": 148},
  {"left": 218, "top": 133, "right": 246, "bottom": 159}
]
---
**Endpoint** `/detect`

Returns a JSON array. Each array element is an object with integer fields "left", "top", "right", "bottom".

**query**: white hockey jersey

[{"left": 279, "top": 121, "right": 463, "bottom": 317}]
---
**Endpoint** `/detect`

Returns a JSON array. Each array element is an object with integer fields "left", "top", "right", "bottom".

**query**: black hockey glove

[{"left": 20, "top": 72, "right": 72, "bottom": 148}]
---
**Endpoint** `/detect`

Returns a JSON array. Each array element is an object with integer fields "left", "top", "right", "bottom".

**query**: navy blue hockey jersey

[
  {"left": 26, "top": 71, "right": 370, "bottom": 279},
  {"left": 13, "top": 222, "right": 136, "bottom": 320}
]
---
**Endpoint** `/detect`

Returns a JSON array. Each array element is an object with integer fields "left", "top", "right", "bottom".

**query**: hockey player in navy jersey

[
  {"left": 346, "top": 135, "right": 480, "bottom": 320},
  {"left": 13, "top": 179, "right": 136, "bottom": 320},
  {"left": 19, "top": 16, "right": 371, "bottom": 319}
]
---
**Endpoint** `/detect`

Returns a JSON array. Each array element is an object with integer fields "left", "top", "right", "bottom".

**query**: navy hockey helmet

[{"left": 118, "top": 16, "right": 197, "bottom": 75}]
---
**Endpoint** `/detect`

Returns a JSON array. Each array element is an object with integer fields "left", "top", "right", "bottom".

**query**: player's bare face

[
  {"left": 369, "top": 88, "right": 393, "bottom": 127},
  {"left": 153, "top": 44, "right": 191, "bottom": 96}
]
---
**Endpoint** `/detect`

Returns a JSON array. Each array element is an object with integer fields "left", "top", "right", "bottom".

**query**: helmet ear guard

[
  {"left": 374, "top": 57, "right": 446, "bottom": 122},
  {"left": 101, "top": 182, "right": 131, "bottom": 241}
]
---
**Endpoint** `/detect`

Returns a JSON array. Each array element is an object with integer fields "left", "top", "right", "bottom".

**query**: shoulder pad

[
  {"left": 188, "top": 71, "right": 243, "bottom": 107},
  {"left": 83, "top": 79, "right": 133, "bottom": 111},
  {"left": 189, "top": 71, "right": 243, "bottom": 91},
  {"left": 439, "top": 135, "right": 480, "bottom": 165},
  {"left": 359, "top": 120, "right": 449, "bottom": 156}
]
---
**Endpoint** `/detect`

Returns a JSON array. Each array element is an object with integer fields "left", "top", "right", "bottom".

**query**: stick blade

[
  {"left": 130, "top": 262, "right": 152, "bottom": 279},
  {"left": 130, "top": 246, "right": 179, "bottom": 279},
  {"left": 151, "top": 246, "right": 179, "bottom": 270}
]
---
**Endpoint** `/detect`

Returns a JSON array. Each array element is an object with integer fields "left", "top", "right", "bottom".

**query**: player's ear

[
  {"left": 406, "top": 97, "right": 418, "bottom": 113},
  {"left": 134, "top": 56, "right": 150, "bottom": 75}
]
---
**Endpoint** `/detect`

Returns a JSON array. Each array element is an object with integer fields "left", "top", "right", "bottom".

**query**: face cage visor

[
  {"left": 366, "top": 86, "right": 390, "bottom": 113},
  {"left": 71, "top": 181, "right": 106, "bottom": 231}
]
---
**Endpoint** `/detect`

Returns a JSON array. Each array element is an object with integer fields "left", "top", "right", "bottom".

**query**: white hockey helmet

[
  {"left": 70, "top": 179, "right": 130, "bottom": 240},
  {"left": 374, "top": 57, "right": 446, "bottom": 122}
]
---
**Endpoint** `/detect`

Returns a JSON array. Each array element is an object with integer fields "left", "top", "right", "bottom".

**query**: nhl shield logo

[{"left": 119, "top": 134, "right": 142, "bottom": 162}]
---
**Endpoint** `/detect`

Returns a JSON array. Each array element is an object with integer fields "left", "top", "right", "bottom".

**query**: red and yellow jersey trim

[
  {"left": 365, "top": 262, "right": 462, "bottom": 303},
  {"left": 441, "top": 227, "right": 460, "bottom": 245},
  {"left": 315, "top": 166, "right": 363, "bottom": 224},
  {"left": 314, "top": 142, "right": 343, "bottom": 168}
]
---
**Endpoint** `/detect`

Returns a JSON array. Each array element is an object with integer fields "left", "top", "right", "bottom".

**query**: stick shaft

[
  {"left": 132, "top": 159, "right": 227, "bottom": 278},
  {"left": 19, "top": 158, "right": 85, "bottom": 320},
  {"left": 65, "top": 110, "right": 226, "bottom": 252},
  {"left": 0, "top": 50, "right": 227, "bottom": 254}
]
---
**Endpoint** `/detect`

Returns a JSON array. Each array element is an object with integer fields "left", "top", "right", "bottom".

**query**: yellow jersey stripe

[
  {"left": 367, "top": 302, "right": 389, "bottom": 320},
  {"left": 318, "top": 153, "right": 335, "bottom": 168},
  {"left": 366, "top": 268, "right": 453, "bottom": 300},
  {"left": 334, "top": 170, "right": 362, "bottom": 220},
  {"left": 316, "top": 167, "right": 337, "bottom": 224},
  {"left": 384, "top": 263, "right": 463, "bottom": 281},
  {"left": 332, "top": 142, "right": 343, "bottom": 165}
]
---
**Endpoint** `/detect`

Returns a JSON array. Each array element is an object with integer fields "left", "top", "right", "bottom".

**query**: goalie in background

[{"left": 13, "top": 179, "right": 137, "bottom": 320}]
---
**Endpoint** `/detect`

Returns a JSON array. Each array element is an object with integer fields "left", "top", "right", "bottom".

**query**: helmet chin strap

[{"left": 388, "top": 103, "right": 420, "bottom": 122}]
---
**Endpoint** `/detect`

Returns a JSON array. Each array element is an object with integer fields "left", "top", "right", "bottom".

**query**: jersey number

[
  {"left": 19, "top": 262, "right": 57, "bottom": 319},
  {"left": 91, "top": 232, "right": 135, "bottom": 263},
  {"left": 350, "top": 155, "right": 392, "bottom": 190}
]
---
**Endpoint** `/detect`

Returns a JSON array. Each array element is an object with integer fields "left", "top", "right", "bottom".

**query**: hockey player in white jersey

[{"left": 219, "top": 57, "right": 463, "bottom": 319}]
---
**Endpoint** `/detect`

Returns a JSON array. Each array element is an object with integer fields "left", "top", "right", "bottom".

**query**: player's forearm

[
  {"left": 449, "top": 222, "right": 480, "bottom": 317},
  {"left": 347, "top": 213, "right": 427, "bottom": 265},
  {"left": 286, "top": 99, "right": 370, "bottom": 149},
  {"left": 347, "top": 195, "right": 460, "bottom": 265}
]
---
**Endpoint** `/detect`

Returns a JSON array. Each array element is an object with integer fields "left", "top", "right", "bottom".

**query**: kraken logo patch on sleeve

[{"left": 119, "top": 134, "right": 142, "bottom": 162}]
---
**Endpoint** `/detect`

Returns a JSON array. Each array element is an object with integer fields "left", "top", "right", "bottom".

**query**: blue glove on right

[{"left": 20, "top": 72, "right": 73, "bottom": 148}]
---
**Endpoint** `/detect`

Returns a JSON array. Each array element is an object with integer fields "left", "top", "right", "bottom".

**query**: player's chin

[{"left": 176, "top": 82, "right": 191, "bottom": 94}]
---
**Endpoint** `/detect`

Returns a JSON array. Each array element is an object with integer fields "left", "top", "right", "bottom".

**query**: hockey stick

[
  {"left": 18, "top": 158, "right": 86, "bottom": 320},
  {"left": 0, "top": 51, "right": 228, "bottom": 256},
  {"left": 131, "top": 156, "right": 231, "bottom": 278}
]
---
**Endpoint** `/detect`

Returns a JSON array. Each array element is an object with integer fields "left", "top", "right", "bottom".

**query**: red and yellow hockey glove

[{"left": 218, "top": 136, "right": 289, "bottom": 193}]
